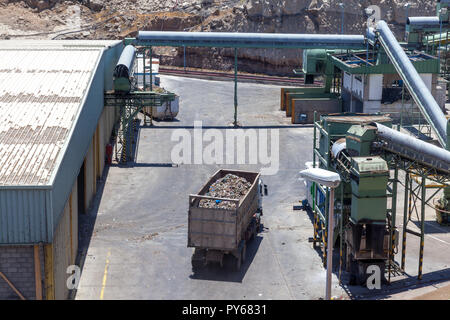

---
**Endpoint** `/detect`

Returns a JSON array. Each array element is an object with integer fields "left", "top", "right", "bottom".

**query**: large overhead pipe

[
  {"left": 114, "top": 45, "right": 136, "bottom": 79},
  {"left": 407, "top": 17, "right": 441, "bottom": 28},
  {"left": 113, "top": 45, "right": 136, "bottom": 93},
  {"left": 374, "top": 123, "right": 450, "bottom": 174},
  {"left": 376, "top": 20, "right": 448, "bottom": 147},
  {"left": 136, "top": 31, "right": 366, "bottom": 49}
]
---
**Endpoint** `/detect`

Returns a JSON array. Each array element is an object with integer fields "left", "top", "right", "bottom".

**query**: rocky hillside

[{"left": 0, "top": 0, "right": 437, "bottom": 75}]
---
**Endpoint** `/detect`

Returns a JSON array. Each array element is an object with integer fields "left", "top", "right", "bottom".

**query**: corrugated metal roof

[
  {"left": 0, "top": 40, "right": 123, "bottom": 244},
  {"left": 0, "top": 47, "right": 102, "bottom": 186},
  {"left": 0, "top": 40, "right": 120, "bottom": 48}
]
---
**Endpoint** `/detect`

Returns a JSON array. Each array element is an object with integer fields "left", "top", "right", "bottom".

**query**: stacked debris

[{"left": 199, "top": 174, "right": 252, "bottom": 209}]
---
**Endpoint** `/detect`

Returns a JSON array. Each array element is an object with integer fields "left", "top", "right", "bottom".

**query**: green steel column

[
  {"left": 339, "top": 184, "right": 344, "bottom": 284},
  {"left": 120, "top": 106, "right": 127, "bottom": 163},
  {"left": 127, "top": 105, "right": 133, "bottom": 162},
  {"left": 400, "top": 83, "right": 405, "bottom": 128},
  {"left": 234, "top": 48, "right": 238, "bottom": 126},
  {"left": 401, "top": 172, "right": 409, "bottom": 271},
  {"left": 184, "top": 46, "right": 186, "bottom": 73},
  {"left": 391, "top": 169, "right": 398, "bottom": 245},
  {"left": 313, "top": 111, "right": 317, "bottom": 168},
  {"left": 121, "top": 105, "right": 130, "bottom": 163},
  {"left": 324, "top": 58, "right": 333, "bottom": 93},
  {"left": 127, "top": 116, "right": 132, "bottom": 162},
  {"left": 313, "top": 111, "right": 317, "bottom": 219},
  {"left": 326, "top": 123, "right": 331, "bottom": 169},
  {"left": 143, "top": 50, "right": 147, "bottom": 91},
  {"left": 445, "top": 120, "right": 450, "bottom": 201},
  {"left": 418, "top": 176, "right": 426, "bottom": 280},
  {"left": 150, "top": 47, "right": 153, "bottom": 92},
  {"left": 389, "top": 168, "right": 398, "bottom": 281}
]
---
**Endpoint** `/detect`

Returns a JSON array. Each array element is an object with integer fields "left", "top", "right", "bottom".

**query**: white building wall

[
  {"left": 420, "top": 74, "right": 432, "bottom": 92},
  {"left": 368, "top": 74, "right": 383, "bottom": 101}
]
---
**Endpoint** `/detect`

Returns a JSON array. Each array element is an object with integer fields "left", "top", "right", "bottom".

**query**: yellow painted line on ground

[{"left": 100, "top": 250, "right": 111, "bottom": 300}]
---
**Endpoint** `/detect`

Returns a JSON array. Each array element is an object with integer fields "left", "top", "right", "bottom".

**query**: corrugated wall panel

[
  {"left": 0, "top": 189, "right": 50, "bottom": 244},
  {"left": 50, "top": 52, "right": 105, "bottom": 230}
]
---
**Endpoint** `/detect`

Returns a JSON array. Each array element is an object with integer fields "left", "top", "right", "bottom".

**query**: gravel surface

[{"left": 199, "top": 173, "right": 252, "bottom": 209}]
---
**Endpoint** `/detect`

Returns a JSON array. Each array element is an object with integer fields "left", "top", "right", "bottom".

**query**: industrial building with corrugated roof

[{"left": 0, "top": 40, "right": 123, "bottom": 300}]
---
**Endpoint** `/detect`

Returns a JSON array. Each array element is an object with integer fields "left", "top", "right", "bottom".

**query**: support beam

[
  {"left": 132, "top": 31, "right": 367, "bottom": 50},
  {"left": 150, "top": 47, "right": 153, "bottom": 92},
  {"left": 44, "top": 244, "right": 54, "bottom": 300},
  {"left": 401, "top": 173, "right": 410, "bottom": 271},
  {"left": 418, "top": 176, "right": 426, "bottom": 280},
  {"left": 234, "top": 48, "right": 238, "bottom": 127},
  {"left": 34, "top": 245, "right": 42, "bottom": 300},
  {"left": 183, "top": 46, "right": 186, "bottom": 73}
]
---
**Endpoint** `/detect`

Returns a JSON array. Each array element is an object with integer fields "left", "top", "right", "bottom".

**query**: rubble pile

[
  {"left": 0, "top": 1, "right": 436, "bottom": 74},
  {"left": 199, "top": 174, "right": 252, "bottom": 209}
]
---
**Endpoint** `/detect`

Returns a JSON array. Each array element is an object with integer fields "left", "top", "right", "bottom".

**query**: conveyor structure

[
  {"left": 106, "top": 45, "right": 177, "bottom": 163},
  {"left": 312, "top": 112, "right": 450, "bottom": 286}
]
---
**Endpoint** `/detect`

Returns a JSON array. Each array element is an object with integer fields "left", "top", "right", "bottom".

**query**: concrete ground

[{"left": 75, "top": 76, "right": 450, "bottom": 300}]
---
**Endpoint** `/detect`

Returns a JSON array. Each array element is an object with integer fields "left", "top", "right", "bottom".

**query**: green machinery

[
  {"left": 312, "top": 113, "right": 394, "bottom": 285},
  {"left": 301, "top": 49, "right": 333, "bottom": 89},
  {"left": 310, "top": 111, "right": 450, "bottom": 286}
]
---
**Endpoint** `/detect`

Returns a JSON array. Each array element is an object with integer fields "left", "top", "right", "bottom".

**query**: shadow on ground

[
  {"left": 71, "top": 164, "right": 110, "bottom": 300},
  {"left": 340, "top": 267, "right": 450, "bottom": 300},
  {"left": 189, "top": 226, "right": 266, "bottom": 283}
]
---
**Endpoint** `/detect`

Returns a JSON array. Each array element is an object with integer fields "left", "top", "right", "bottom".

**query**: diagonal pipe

[{"left": 376, "top": 20, "right": 448, "bottom": 147}]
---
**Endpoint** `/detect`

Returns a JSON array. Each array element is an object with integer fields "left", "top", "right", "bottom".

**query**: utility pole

[{"left": 300, "top": 169, "right": 341, "bottom": 300}]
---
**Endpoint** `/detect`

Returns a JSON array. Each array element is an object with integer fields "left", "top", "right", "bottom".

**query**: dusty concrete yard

[{"left": 74, "top": 76, "right": 450, "bottom": 300}]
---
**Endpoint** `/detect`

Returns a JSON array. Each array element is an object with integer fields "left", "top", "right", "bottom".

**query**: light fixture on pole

[{"left": 299, "top": 168, "right": 341, "bottom": 300}]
